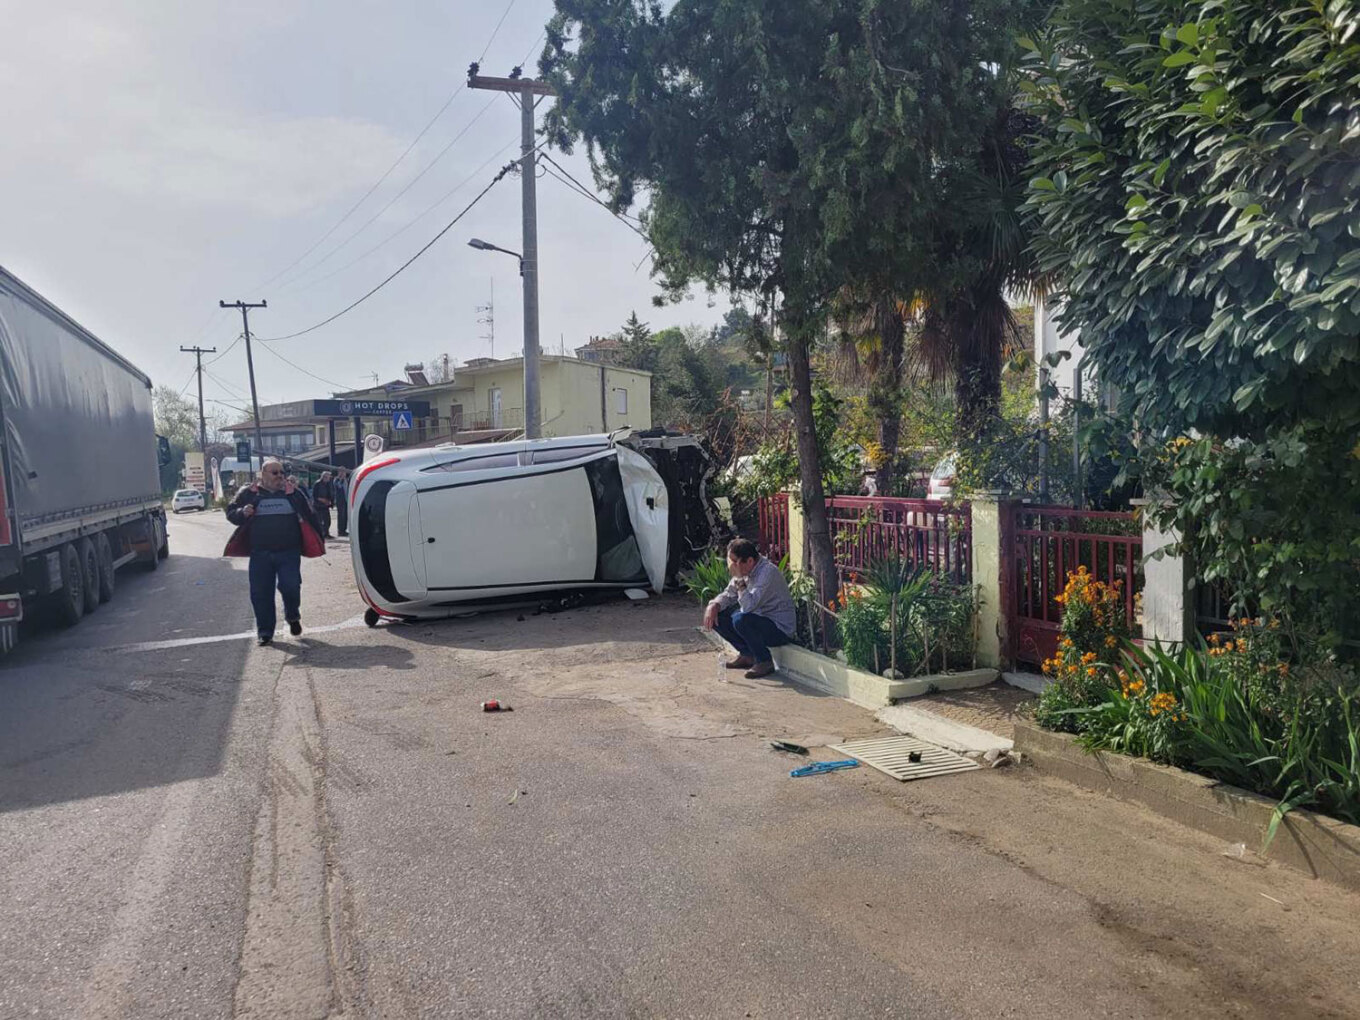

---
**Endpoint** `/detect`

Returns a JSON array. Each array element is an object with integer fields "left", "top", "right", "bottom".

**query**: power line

[
  {"left": 255, "top": 338, "right": 353, "bottom": 392},
  {"left": 275, "top": 95, "right": 503, "bottom": 294},
  {"left": 257, "top": 161, "right": 518, "bottom": 343},
  {"left": 479, "top": 0, "right": 518, "bottom": 63},
  {"left": 251, "top": 0, "right": 522, "bottom": 293},
  {"left": 175, "top": 365, "right": 199, "bottom": 398},
  {"left": 205, "top": 335, "right": 241, "bottom": 367},
  {"left": 541, "top": 161, "right": 649, "bottom": 242},
  {"left": 287, "top": 135, "right": 521, "bottom": 295},
  {"left": 203, "top": 367, "right": 250, "bottom": 401}
]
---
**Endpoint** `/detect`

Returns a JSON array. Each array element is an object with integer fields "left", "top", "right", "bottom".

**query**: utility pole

[
  {"left": 218, "top": 300, "right": 267, "bottom": 461},
  {"left": 468, "top": 69, "right": 555, "bottom": 439},
  {"left": 179, "top": 345, "right": 217, "bottom": 451}
]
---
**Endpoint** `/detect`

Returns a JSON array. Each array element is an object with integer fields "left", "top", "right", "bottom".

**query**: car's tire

[
  {"left": 77, "top": 538, "right": 100, "bottom": 614},
  {"left": 157, "top": 516, "right": 170, "bottom": 560},
  {"left": 172, "top": 508, "right": 181, "bottom": 514},
  {"left": 55, "top": 543, "right": 85, "bottom": 627},
  {"left": 364, "top": 608, "right": 380, "bottom": 628},
  {"left": 95, "top": 532, "right": 116, "bottom": 603}
]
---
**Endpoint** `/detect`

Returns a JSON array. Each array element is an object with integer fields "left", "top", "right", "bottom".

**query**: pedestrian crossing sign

[{"left": 392, "top": 411, "right": 413, "bottom": 430}]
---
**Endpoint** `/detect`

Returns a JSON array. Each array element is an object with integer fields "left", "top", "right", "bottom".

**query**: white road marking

[{"left": 112, "top": 615, "right": 368, "bottom": 653}]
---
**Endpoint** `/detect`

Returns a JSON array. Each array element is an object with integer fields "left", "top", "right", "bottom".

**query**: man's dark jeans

[
  {"left": 316, "top": 503, "right": 332, "bottom": 538},
  {"left": 336, "top": 496, "right": 348, "bottom": 537},
  {"left": 715, "top": 607, "right": 792, "bottom": 666},
  {"left": 249, "top": 549, "right": 302, "bottom": 638}
]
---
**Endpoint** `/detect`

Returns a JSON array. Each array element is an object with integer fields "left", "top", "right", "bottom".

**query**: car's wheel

[
  {"left": 95, "top": 532, "right": 116, "bottom": 603},
  {"left": 364, "top": 608, "right": 380, "bottom": 628},
  {"left": 55, "top": 543, "right": 85, "bottom": 626},
  {"left": 77, "top": 537, "right": 100, "bottom": 614}
]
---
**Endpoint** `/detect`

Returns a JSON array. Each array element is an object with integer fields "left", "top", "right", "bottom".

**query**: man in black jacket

[
  {"left": 311, "top": 471, "right": 335, "bottom": 539},
  {"left": 225, "top": 461, "right": 325, "bottom": 645}
]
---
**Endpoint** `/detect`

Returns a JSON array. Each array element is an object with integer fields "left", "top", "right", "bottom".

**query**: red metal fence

[
  {"left": 826, "top": 496, "right": 971, "bottom": 584},
  {"left": 1009, "top": 505, "right": 1142, "bottom": 667},
  {"left": 757, "top": 492, "right": 790, "bottom": 561}
]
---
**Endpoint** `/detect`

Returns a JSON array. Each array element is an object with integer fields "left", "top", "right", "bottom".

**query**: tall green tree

[
  {"left": 1025, "top": 0, "right": 1360, "bottom": 645},
  {"left": 542, "top": 0, "right": 1033, "bottom": 601}
]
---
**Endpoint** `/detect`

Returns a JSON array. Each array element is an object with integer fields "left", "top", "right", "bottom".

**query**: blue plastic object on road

[{"left": 790, "top": 759, "right": 860, "bottom": 778}]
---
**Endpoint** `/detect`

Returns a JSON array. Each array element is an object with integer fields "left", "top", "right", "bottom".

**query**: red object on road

[{"left": 481, "top": 700, "right": 512, "bottom": 712}]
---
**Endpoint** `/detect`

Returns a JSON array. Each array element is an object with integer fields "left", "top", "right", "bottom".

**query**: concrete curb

[
  {"left": 1013, "top": 720, "right": 1360, "bottom": 892},
  {"left": 875, "top": 704, "right": 1013, "bottom": 754},
  {"left": 699, "top": 628, "right": 997, "bottom": 710}
]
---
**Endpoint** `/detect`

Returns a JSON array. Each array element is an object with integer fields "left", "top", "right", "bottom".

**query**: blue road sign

[{"left": 392, "top": 411, "right": 414, "bottom": 431}]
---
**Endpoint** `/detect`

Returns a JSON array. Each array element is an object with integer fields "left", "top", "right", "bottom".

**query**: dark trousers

[
  {"left": 336, "top": 495, "right": 348, "bottom": 536},
  {"left": 715, "top": 607, "right": 792, "bottom": 665},
  {"left": 316, "top": 503, "right": 332, "bottom": 538},
  {"left": 249, "top": 549, "right": 302, "bottom": 638}
]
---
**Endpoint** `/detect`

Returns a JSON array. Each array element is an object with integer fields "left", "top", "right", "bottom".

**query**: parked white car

[
  {"left": 927, "top": 453, "right": 958, "bottom": 501},
  {"left": 171, "top": 488, "right": 206, "bottom": 513},
  {"left": 348, "top": 431, "right": 717, "bottom": 624}
]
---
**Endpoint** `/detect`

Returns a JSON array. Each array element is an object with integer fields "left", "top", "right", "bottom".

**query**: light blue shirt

[{"left": 709, "top": 556, "right": 797, "bottom": 638}]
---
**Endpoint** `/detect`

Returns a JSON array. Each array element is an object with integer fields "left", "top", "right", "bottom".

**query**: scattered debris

[
  {"left": 481, "top": 700, "right": 513, "bottom": 713},
  {"left": 908, "top": 751, "right": 923, "bottom": 764},
  {"left": 790, "top": 759, "right": 860, "bottom": 778},
  {"left": 1223, "top": 842, "right": 1247, "bottom": 859},
  {"left": 770, "top": 740, "right": 810, "bottom": 756},
  {"left": 983, "top": 748, "right": 1016, "bottom": 768},
  {"left": 623, "top": 588, "right": 649, "bottom": 600},
  {"left": 509, "top": 790, "right": 520, "bottom": 805},
  {"left": 1259, "top": 892, "right": 1290, "bottom": 911},
  {"left": 516, "top": 614, "right": 526, "bottom": 622}
]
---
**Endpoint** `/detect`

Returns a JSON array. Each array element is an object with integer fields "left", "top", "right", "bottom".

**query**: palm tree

[{"left": 916, "top": 104, "right": 1040, "bottom": 443}]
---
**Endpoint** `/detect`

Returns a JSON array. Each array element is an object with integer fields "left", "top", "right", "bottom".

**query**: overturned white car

[{"left": 348, "top": 430, "right": 718, "bottom": 623}]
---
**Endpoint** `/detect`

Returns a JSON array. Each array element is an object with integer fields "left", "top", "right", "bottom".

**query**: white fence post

[{"left": 1133, "top": 499, "right": 1193, "bottom": 647}]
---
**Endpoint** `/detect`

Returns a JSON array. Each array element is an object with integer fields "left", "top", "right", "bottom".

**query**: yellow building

[{"left": 336, "top": 355, "right": 651, "bottom": 445}]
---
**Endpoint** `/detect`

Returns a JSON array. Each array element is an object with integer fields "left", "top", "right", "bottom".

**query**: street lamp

[
  {"left": 467, "top": 236, "right": 538, "bottom": 438},
  {"left": 467, "top": 238, "right": 522, "bottom": 269}
]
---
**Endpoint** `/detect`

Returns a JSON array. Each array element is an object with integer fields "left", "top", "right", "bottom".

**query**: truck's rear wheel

[
  {"left": 78, "top": 537, "right": 100, "bottom": 614},
  {"left": 157, "top": 516, "right": 169, "bottom": 560},
  {"left": 55, "top": 543, "right": 85, "bottom": 626},
  {"left": 95, "top": 532, "right": 116, "bottom": 602},
  {"left": 142, "top": 517, "right": 162, "bottom": 571}
]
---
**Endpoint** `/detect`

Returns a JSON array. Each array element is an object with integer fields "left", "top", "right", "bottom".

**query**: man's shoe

[
  {"left": 288, "top": 619, "right": 302, "bottom": 637},
  {"left": 257, "top": 634, "right": 273, "bottom": 647},
  {"left": 744, "top": 661, "right": 776, "bottom": 679},
  {"left": 725, "top": 655, "right": 755, "bottom": 670}
]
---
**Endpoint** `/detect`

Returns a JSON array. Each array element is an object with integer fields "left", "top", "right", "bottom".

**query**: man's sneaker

[
  {"left": 744, "top": 661, "right": 776, "bottom": 679},
  {"left": 725, "top": 655, "right": 755, "bottom": 670},
  {"left": 288, "top": 619, "right": 302, "bottom": 637},
  {"left": 257, "top": 634, "right": 273, "bottom": 647}
]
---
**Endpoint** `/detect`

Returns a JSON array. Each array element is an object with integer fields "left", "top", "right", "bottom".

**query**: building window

[{"left": 614, "top": 387, "right": 628, "bottom": 415}]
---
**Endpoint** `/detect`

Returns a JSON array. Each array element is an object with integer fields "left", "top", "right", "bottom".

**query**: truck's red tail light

[{"left": 0, "top": 596, "right": 23, "bottom": 620}]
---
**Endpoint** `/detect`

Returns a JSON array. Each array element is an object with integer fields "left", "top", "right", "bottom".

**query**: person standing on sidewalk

[
  {"left": 702, "top": 537, "right": 797, "bottom": 679},
  {"left": 311, "top": 470, "right": 336, "bottom": 539},
  {"left": 334, "top": 468, "right": 350, "bottom": 537},
  {"left": 224, "top": 460, "right": 326, "bottom": 645}
]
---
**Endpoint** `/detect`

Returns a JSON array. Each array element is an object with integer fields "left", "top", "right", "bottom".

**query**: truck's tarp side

[{"left": 0, "top": 268, "right": 161, "bottom": 529}]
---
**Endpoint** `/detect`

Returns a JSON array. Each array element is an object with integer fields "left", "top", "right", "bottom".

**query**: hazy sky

[{"left": 0, "top": 0, "right": 729, "bottom": 417}]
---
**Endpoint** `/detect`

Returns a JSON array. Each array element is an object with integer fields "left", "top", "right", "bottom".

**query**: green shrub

[
  {"left": 682, "top": 548, "right": 731, "bottom": 605},
  {"left": 1067, "top": 628, "right": 1360, "bottom": 840}
]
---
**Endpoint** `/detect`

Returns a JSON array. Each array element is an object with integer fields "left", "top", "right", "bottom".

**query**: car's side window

[
  {"left": 432, "top": 454, "right": 520, "bottom": 473},
  {"left": 529, "top": 447, "right": 606, "bottom": 465}
]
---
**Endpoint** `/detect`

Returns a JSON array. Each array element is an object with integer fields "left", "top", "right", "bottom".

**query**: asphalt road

[{"left": 1, "top": 511, "right": 1358, "bottom": 1019}]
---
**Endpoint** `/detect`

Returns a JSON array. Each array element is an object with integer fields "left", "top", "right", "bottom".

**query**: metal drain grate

[{"left": 828, "top": 735, "right": 980, "bottom": 782}]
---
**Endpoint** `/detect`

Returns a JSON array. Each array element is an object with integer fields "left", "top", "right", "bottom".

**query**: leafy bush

[
  {"left": 682, "top": 548, "right": 731, "bottom": 605},
  {"left": 831, "top": 557, "right": 976, "bottom": 677},
  {"left": 1035, "top": 568, "right": 1131, "bottom": 732},
  {"left": 735, "top": 386, "right": 862, "bottom": 500}
]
